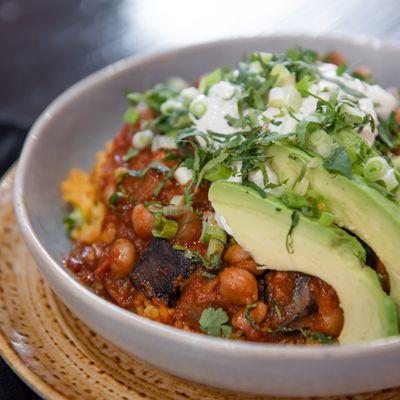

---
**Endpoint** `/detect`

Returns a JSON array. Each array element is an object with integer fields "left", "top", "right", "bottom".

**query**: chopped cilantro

[
  {"left": 323, "top": 147, "right": 353, "bottom": 178},
  {"left": 199, "top": 308, "right": 232, "bottom": 338},
  {"left": 244, "top": 303, "right": 260, "bottom": 331}
]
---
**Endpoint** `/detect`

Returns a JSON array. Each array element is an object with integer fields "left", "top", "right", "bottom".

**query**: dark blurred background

[{"left": 1, "top": 0, "right": 400, "bottom": 398}]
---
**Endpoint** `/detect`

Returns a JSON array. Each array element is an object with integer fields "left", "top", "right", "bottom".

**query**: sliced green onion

[
  {"left": 144, "top": 201, "right": 163, "bottom": 214},
  {"left": 125, "top": 91, "right": 142, "bottom": 105},
  {"left": 63, "top": 209, "right": 84, "bottom": 232},
  {"left": 152, "top": 215, "right": 178, "bottom": 239},
  {"left": 180, "top": 86, "right": 199, "bottom": 103},
  {"left": 308, "top": 129, "right": 335, "bottom": 158},
  {"left": 170, "top": 195, "right": 184, "bottom": 206},
  {"left": 160, "top": 99, "right": 183, "bottom": 116},
  {"left": 383, "top": 168, "right": 399, "bottom": 191},
  {"left": 123, "top": 107, "right": 140, "bottom": 124},
  {"left": 285, "top": 86, "right": 302, "bottom": 112},
  {"left": 202, "top": 224, "right": 227, "bottom": 244},
  {"left": 200, "top": 213, "right": 227, "bottom": 245},
  {"left": 363, "top": 156, "right": 389, "bottom": 182},
  {"left": 247, "top": 61, "right": 263, "bottom": 74},
  {"left": 207, "top": 239, "right": 226, "bottom": 270},
  {"left": 340, "top": 104, "right": 365, "bottom": 124},
  {"left": 270, "top": 64, "right": 295, "bottom": 87},
  {"left": 162, "top": 205, "right": 191, "bottom": 217},
  {"left": 151, "top": 135, "right": 177, "bottom": 152},
  {"left": 132, "top": 130, "right": 154, "bottom": 149},
  {"left": 199, "top": 68, "right": 222, "bottom": 93},
  {"left": 317, "top": 211, "right": 335, "bottom": 227},
  {"left": 257, "top": 51, "right": 272, "bottom": 64},
  {"left": 268, "top": 87, "right": 285, "bottom": 108},
  {"left": 391, "top": 156, "right": 400, "bottom": 171},
  {"left": 122, "top": 148, "right": 139, "bottom": 162},
  {"left": 190, "top": 95, "right": 208, "bottom": 118},
  {"left": 166, "top": 77, "right": 188, "bottom": 92},
  {"left": 169, "top": 110, "right": 192, "bottom": 129}
]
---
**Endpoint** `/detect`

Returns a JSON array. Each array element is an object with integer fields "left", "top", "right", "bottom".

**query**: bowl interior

[{"left": 17, "top": 34, "right": 400, "bottom": 282}]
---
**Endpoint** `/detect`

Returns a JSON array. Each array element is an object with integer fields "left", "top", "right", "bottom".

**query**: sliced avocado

[
  {"left": 209, "top": 181, "right": 398, "bottom": 344},
  {"left": 267, "top": 142, "right": 400, "bottom": 309}
]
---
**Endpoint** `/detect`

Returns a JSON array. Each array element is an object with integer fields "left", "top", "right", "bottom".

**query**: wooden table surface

[{"left": 1, "top": 0, "right": 400, "bottom": 398}]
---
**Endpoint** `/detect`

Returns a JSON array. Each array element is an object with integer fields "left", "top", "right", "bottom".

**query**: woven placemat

[{"left": 1, "top": 169, "right": 400, "bottom": 400}]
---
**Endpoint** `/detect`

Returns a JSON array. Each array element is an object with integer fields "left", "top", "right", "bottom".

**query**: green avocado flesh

[
  {"left": 209, "top": 181, "right": 398, "bottom": 344},
  {"left": 267, "top": 143, "right": 400, "bottom": 311}
]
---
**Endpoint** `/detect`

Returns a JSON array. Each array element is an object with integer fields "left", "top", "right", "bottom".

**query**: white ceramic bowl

[{"left": 14, "top": 35, "right": 400, "bottom": 397}]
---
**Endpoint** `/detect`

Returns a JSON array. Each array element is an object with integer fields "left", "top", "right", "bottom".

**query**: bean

[
  {"left": 109, "top": 238, "right": 137, "bottom": 279},
  {"left": 223, "top": 244, "right": 262, "bottom": 275},
  {"left": 219, "top": 267, "right": 258, "bottom": 306},
  {"left": 100, "top": 222, "right": 116, "bottom": 244},
  {"left": 176, "top": 210, "right": 202, "bottom": 245},
  {"left": 132, "top": 204, "right": 154, "bottom": 239},
  {"left": 250, "top": 301, "right": 268, "bottom": 324}
]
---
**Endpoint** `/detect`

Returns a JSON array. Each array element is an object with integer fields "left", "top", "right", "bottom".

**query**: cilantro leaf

[
  {"left": 323, "top": 147, "right": 353, "bottom": 178},
  {"left": 199, "top": 307, "right": 232, "bottom": 338}
]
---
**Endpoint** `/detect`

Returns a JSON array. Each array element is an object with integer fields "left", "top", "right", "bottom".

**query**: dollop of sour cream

[
  {"left": 194, "top": 81, "right": 241, "bottom": 136},
  {"left": 318, "top": 63, "right": 397, "bottom": 118}
]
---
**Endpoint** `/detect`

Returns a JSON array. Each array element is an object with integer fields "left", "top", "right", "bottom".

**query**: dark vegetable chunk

[{"left": 130, "top": 238, "right": 199, "bottom": 306}]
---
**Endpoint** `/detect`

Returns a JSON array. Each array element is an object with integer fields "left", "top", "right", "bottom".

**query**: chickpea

[
  {"left": 176, "top": 210, "right": 202, "bottom": 245},
  {"left": 132, "top": 204, "right": 154, "bottom": 239},
  {"left": 231, "top": 308, "right": 262, "bottom": 341},
  {"left": 219, "top": 267, "right": 258, "bottom": 306},
  {"left": 223, "top": 244, "right": 262, "bottom": 275},
  {"left": 250, "top": 302, "right": 268, "bottom": 324},
  {"left": 100, "top": 222, "right": 116, "bottom": 244},
  {"left": 101, "top": 183, "right": 115, "bottom": 204},
  {"left": 109, "top": 238, "right": 137, "bottom": 279}
]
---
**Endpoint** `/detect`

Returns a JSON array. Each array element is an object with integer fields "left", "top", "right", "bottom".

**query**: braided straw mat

[{"left": 1, "top": 168, "right": 400, "bottom": 400}]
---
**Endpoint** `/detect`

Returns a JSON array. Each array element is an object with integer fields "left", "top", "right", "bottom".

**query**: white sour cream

[
  {"left": 193, "top": 81, "right": 241, "bottom": 136},
  {"left": 318, "top": 63, "right": 397, "bottom": 118}
]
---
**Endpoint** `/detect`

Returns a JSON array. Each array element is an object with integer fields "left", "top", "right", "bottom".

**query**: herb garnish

[
  {"left": 199, "top": 308, "right": 232, "bottom": 338},
  {"left": 323, "top": 147, "right": 353, "bottom": 178},
  {"left": 244, "top": 303, "right": 260, "bottom": 330}
]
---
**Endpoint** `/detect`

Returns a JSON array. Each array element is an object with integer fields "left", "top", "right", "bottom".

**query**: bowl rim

[{"left": 14, "top": 33, "right": 400, "bottom": 360}]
